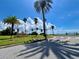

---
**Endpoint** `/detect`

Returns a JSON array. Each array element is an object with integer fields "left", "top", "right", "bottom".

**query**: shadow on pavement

[{"left": 17, "top": 39, "right": 79, "bottom": 59}]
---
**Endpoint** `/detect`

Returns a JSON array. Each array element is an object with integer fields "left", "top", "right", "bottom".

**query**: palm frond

[
  {"left": 23, "top": 18, "right": 27, "bottom": 23},
  {"left": 46, "top": 0, "right": 53, "bottom": 3},
  {"left": 34, "top": 0, "right": 53, "bottom": 13},
  {"left": 34, "top": 18, "right": 38, "bottom": 24},
  {"left": 34, "top": 0, "right": 41, "bottom": 13},
  {"left": 3, "top": 16, "right": 20, "bottom": 24}
]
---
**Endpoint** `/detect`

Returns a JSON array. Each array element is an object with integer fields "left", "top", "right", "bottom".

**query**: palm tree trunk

[
  {"left": 52, "top": 30, "right": 54, "bottom": 35},
  {"left": 24, "top": 23, "right": 27, "bottom": 34},
  {"left": 17, "top": 25, "right": 19, "bottom": 34},
  {"left": 42, "top": 8, "right": 47, "bottom": 40}
]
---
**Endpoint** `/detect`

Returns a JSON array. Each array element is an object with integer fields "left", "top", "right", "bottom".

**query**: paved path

[
  {"left": 0, "top": 44, "right": 57, "bottom": 59},
  {"left": 0, "top": 36, "right": 79, "bottom": 59}
]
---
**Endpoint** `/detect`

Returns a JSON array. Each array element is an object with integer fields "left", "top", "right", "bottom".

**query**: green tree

[
  {"left": 4, "top": 16, "right": 20, "bottom": 38},
  {"left": 34, "top": 0, "right": 52, "bottom": 39},
  {"left": 0, "top": 27, "right": 12, "bottom": 35},
  {"left": 23, "top": 18, "right": 27, "bottom": 34}
]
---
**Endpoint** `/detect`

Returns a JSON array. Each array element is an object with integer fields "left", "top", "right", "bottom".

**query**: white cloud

[
  {"left": 0, "top": 21, "right": 11, "bottom": 31},
  {"left": 0, "top": 17, "right": 55, "bottom": 34},
  {"left": 1, "top": 17, "right": 79, "bottom": 34}
]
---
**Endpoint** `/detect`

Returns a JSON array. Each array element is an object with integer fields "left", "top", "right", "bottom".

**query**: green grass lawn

[{"left": 0, "top": 35, "right": 53, "bottom": 47}]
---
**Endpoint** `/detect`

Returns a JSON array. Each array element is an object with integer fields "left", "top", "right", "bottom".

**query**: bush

[
  {"left": 30, "top": 32, "right": 38, "bottom": 35},
  {"left": 0, "top": 27, "right": 16, "bottom": 35}
]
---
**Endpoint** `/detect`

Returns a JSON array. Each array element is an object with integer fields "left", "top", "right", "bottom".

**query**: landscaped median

[{"left": 0, "top": 35, "right": 53, "bottom": 48}]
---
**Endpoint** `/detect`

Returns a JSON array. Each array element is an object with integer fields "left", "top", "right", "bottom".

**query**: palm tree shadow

[{"left": 17, "top": 39, "right": 79, "bottom": 59}]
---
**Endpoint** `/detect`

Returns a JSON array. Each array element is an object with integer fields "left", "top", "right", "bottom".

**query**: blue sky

[{"left": 0, "top": 0, "right": 79, "bottom": 31}]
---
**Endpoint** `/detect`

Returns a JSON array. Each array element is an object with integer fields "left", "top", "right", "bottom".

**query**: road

[{"left": 0, "top": 36, "right": 79, "bottom": 59}]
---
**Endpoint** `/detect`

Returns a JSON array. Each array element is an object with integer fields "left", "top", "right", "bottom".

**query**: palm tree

[
  {"left": 66, "top": 32, "right": 68, "bottom": 35},
  {"left": 4, "top": 16, "right": 20, "bottom": 38},
  {"left": 34, "top": 18, "right": 38, "bottom": 33},
  {"left": 41, "top": 29, "right": 43, "bottom": 32},
  {"left": 34, "top": 18, "right": 38, "bottom": 25},
  {"left": 23, "top": 18, "right": 27, "bottom": 34},
  {"left": 51, "top": 25, "right": 54, "bottom": 35},
  {"left": 31, "top": 28, "right": 34, "bottom": 32},
  {"left": 34, "top": 0, "right": 52, "bottom": 39},
  {"left": 16, "top": 22, "right": 20, "bottom": 34}
]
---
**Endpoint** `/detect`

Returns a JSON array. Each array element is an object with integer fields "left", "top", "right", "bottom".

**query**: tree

[
  {"left": 0, "top": 27, "right": 12, "bottom": 35},
  {"left": 4, "top": 16, "right": 20, "bottom": 38},
  {"left": 34, "top": 0, "right": 52, "bottom": 39},
  {"left": 51, "top": 25, "right": 54, "bottom": 35},
  {"left": 16, "top": 21, "right": 20, "bottom": 34},
  {"left": 66, "top": 32, "right": 68, "bottom": 35},
  {"left": 75, "top": 32, "right": 79, "bottom": 35},
  {"left": 41, "top": 29, "right": 43, "bottom": 32},
  {"left": 31, "top": 28, "right": 34, "bottom": 32},
  {"left": 34, "top": 18, "right": 38, "bottom": 25},
  {"left": 31, "top": 32, "right": 38, "bottom": 35},
  {"left": 23, "top": 18, "right": 27, "bottom": 34},
  {"left": 34, "top": 18, "right": 38, "bottom": 33},
  {"left": 16, "top": 27, "right": 19, "bottom": 34}
]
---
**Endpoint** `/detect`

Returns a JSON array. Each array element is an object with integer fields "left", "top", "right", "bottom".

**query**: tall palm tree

[
  {"left": 4, "top": 16, "right": 20, "bottom": 38},
  {"left": 23, "top": 18, "right": 27, "bottom": 34},
  {"left": 34, "top": 0, "right": 52, "bottom": 39},
  {"left": 51, "top": 25, "right": 54, "bottom": 35},
  {"left": 16, "top": 22, "right": 20, "bottom": 34}
]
